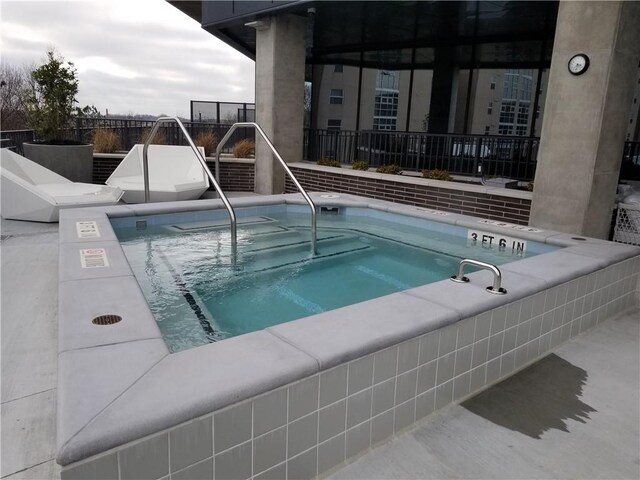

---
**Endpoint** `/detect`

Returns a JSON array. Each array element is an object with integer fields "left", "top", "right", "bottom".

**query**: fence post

[{"left": 75, "top": 117, "right": 82, "bottom": 143}]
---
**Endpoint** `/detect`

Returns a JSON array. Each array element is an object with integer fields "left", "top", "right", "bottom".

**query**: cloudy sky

[{"left": 1, "top": 0, "right": 256, "bottom": 117}]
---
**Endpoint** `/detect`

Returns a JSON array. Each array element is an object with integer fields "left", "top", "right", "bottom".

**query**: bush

[
  {"left": 422, "top": 169, "right": 452, "bottom": 181},
  {"left": 138, "top": 127, "right": 167, "bottom": 145},
  {"left": 376, "top": 164, "right": 402, "bottom": 175},
  {"left": 24, "top": 50, "right": 79, "bottom": 142},
  {"left": 317, "top": 158, "right": 341, "bottom": 168},
  {"left": 352, "top": 160, "right": 369, "bottom": 171},
  {"left": 232, "top": 139, "right": 255, "bottom": 158},
  {"left": 194, "top": 131, "right": 219, "bottom": 156},
  {"left": 527, "top": 182, "right": 534, "bottom": 192},
  {"left": 92, "top": 129, "right": 121, "bottom": 153}
]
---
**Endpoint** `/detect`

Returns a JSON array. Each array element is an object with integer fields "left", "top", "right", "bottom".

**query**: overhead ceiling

[{"left": 168, "top": 1, "right": 558, "bottom": 70}]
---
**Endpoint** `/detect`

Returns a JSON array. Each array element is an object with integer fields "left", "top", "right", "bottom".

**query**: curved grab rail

[
  {"left": 142, "top": 116, "right": 237, "bottom": 261},
  {"left": 215, "top": 122, "right": 317, "bottom": 254},
  {"left": 450, "top": 258, "right": 507, "bottom": 294}
]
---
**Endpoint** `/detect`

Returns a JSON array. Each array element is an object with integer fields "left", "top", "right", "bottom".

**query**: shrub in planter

[
  {"left": 376, "top": 164, "right": 402, "bottom": 175},
  {"left": 317, "top": 158, "right": 341, "bottom": 168},
  {"left": 422, "top": 169, "right": 452, "bottom": 181},
  {"left": 92, "top": 129, "right": 121, "bottom": 153},
  {"left": 352, "top": 160, "right": 369, "bottom": 171},
  {"left": 24, "top": 51, "right": 78, "bottom": 143},
  {"left": 194, "top": 131, "right": 219, "bottom": 156},
  {"left": 232, "top": 139, "right": 255, "bottom": 158},
  {"left": 22, "top": 50, "right": 93, "bottom": 182}
]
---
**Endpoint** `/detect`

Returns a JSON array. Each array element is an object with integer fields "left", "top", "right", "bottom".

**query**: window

[
  {"left": 498, "top": 124, "right": 513, "bottom": 135},
  {"left": 327, "top": 119, "right": 341, "bottom": 131},
  {"left": 517, "top": 103, "right": 530, "bottom": 125},
  {"left": 498, "top": 69, "right": 535, "bottom": 136},
  {"left": 499, "top": 100, "right": 516, "bottom": 124},
  {"left": 484, "top": 125, "right": 491, "bottom": 135},
  {"left": 490, "top": 79, "right": 496, "bottom": 90},
  {"left": 373, "top": 70, "right": 399, "bottom": 131},
  {"left": 487, "top": 102, "right": 493, "bottom": 115},
  {"left": 329, "top": 89, "right": 343, "bottom": 104},
  {"left": 376, "top": 70, "right": 399, "bottom": 90},
  {"left": 334, "top": 65, "right": 343, "bottom": 73}
]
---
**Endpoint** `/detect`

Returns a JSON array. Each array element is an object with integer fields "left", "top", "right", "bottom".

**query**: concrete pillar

[
  {"left": 254, "top": 14, "right": 306, "bottom": 194},
  {"left": 427, "top": 46, "right": 459, "bottom": 134},
  {"left": 530, "top": 1, "right": 640, "bottom": 238}
]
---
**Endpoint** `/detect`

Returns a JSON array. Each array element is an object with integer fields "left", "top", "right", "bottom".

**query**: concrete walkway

[
  {"left": 329, "top": 309, "right": 640, "bottom": 480},
  {"left": 1, "top": 219, "right": 60, "bottom": 479}
]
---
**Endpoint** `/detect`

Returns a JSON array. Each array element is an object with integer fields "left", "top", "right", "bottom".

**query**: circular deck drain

[
  {"left": 92, "top": 315, "right": 122, "bottom": 326},
  {"left": 571, "top": 237, "right": 587, "bottom": 241}
]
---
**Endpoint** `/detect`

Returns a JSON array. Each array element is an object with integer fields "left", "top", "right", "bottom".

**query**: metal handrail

[
  {"left": 142, "top": 116, "right": 238, "bottom": 261},
  {"left": 450, "top": 258, "right": 507, "bottom": 295},
  {"left": 215, "top": 122, "right": 317, "bottom": 254}
]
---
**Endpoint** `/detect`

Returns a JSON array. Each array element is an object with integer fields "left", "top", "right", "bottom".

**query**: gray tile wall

[{"left": 61, "top": 257, "right": 639, "bottom": 480}]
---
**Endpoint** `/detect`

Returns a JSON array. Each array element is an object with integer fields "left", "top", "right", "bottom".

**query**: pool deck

[{"left": 0, "top": 213, "right": 638, "bottom": 480}]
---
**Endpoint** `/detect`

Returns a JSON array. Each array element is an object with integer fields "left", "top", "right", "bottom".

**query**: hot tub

[{"left": 57, "top": 193, "right": 640, "bottom": 480}]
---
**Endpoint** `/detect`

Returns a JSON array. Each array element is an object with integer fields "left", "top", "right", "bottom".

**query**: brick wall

[
  {"left": 212, "top": 161, "right": 254, "bottom": 192},
  {"left": 286, "top": 166, "right": 532, "bottom": 225},
  {"left": 92, "top": 156, "right": 254, "bottom": 192}
]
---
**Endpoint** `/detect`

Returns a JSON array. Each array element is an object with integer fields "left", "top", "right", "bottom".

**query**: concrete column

[
  {"left": 530, "top": 1, "right": 640, "bottom": 238},
  {"left": 254, "top": 14, "right": 306, "bottom": 194},
  {"left": 427, "top": 46, "right": 459, "bottom": 134}
]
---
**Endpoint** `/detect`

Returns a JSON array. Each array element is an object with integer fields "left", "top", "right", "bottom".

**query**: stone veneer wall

[
  {"left": 61, "top": 256, "right": 639, "bottom": 480},
  {"left": 285, "top": 165, "right": 532, "bottom": 225},
  {"left": 92, "top": 155, "right": 255, "bottom": 192}
]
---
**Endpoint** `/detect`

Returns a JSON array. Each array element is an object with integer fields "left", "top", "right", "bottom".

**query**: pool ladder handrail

[
  {"left": 142, "top": 116, "right": 238, "bottom": 262},
  {"left": 215, "top": 122, "right": 317, "bottom": 254},
  {"left": 450, "top": 258, "right": 507, "bottom": 295}
]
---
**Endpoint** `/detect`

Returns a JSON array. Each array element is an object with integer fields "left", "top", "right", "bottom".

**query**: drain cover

[{"left": 92, "top": 315, "right": 122, "bottom": 326}]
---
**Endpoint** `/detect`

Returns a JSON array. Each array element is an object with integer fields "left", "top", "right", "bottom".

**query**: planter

[{"left": 23, "top": 143, "right": 94, "bottom": 183}]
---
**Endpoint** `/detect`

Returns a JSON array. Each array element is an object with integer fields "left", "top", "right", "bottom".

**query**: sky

[{"left": 0, "top": 0, "right": 256, "bottom": 117}]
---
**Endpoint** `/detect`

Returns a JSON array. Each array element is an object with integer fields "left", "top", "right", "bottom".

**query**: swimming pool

[
  {"left": 56, "top": 193, "right": 639, "bottom": 479},
  {"left": 113, "top": 206, "right": 556, "bottom": 351}
]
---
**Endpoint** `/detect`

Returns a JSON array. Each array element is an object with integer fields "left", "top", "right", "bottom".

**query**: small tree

[{"left": 24, "top": 51, "right": 79, "bottom": 143}]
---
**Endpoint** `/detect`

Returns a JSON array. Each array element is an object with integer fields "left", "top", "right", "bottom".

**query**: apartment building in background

[{"left": 312, "top": 65, "right": 550, "bottom": 137}]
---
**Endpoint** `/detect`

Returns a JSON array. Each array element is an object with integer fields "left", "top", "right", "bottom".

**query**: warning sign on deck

[
  {"left": 80, "top": 248, "right": 110, "bottom": 268},
  {"left": 76, "top": 221, "right": 100, "bottom": 238}
]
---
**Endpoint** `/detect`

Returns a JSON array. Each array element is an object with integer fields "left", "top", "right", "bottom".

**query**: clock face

[{"left": 568, "top": 54, "right": 589, "bottom": 75}]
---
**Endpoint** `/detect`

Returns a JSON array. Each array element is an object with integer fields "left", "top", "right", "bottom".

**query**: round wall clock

[{"left": 568, "top": 54, "right": 590, "bottom": 76}]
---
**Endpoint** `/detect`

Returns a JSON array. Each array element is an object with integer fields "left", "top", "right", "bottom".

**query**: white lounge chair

[
  {"left": 106, "top": 144, "right": 209, "bottom": 204},
  {"left": 0, "top": 149, "right": 123, "bottom": 222}
]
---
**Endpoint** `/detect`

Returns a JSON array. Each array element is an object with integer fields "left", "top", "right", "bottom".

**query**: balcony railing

[
  {"left": 304, "top": 129, "right": 540, "bottom": 182},
  {"left": 2, "top": 122, "right": 638, "bottom": 184}
]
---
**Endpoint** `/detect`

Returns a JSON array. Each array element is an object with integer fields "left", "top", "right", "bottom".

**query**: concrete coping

[
  {"left": 56, "top": 193, "right": 639, "bottom": 465},
  {"left": 288, "top": 161, "right": 534, "bottom": 200}
]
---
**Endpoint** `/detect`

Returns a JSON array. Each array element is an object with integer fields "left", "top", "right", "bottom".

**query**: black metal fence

[
  {"left": 0, "top": 118, "right": 255, "bottom": 155},
  {"left": 73, "top": 117, "right": 253, "bottom": 153},
  {"left": 2, "top": 121, "right": 638, "bottom": 184},
  {"left": 190, "top": 101, "right": 255, "bottom": 124},
  {"left": 0, "top": 129, "right": 35, "bottom": 154},
  {"left": 304, "top": 129, "right": 540, "bottom": 182}
]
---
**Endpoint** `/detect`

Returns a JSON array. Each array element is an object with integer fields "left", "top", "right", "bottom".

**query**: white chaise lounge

[
  {"left": 0, "top": 149, "right": 123, "bottom": 222},
  {"left": 106, "top": 144, "right": 209, "bottom": 203}
]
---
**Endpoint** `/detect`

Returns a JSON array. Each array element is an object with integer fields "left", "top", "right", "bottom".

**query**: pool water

[{"left": 114, "top": 209, "right": 552, "bottom": 352}]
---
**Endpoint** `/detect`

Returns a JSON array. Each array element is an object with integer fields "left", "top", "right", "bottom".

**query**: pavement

[{"left": 0, "top": 214, "right": 638, "bottom": 480}]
